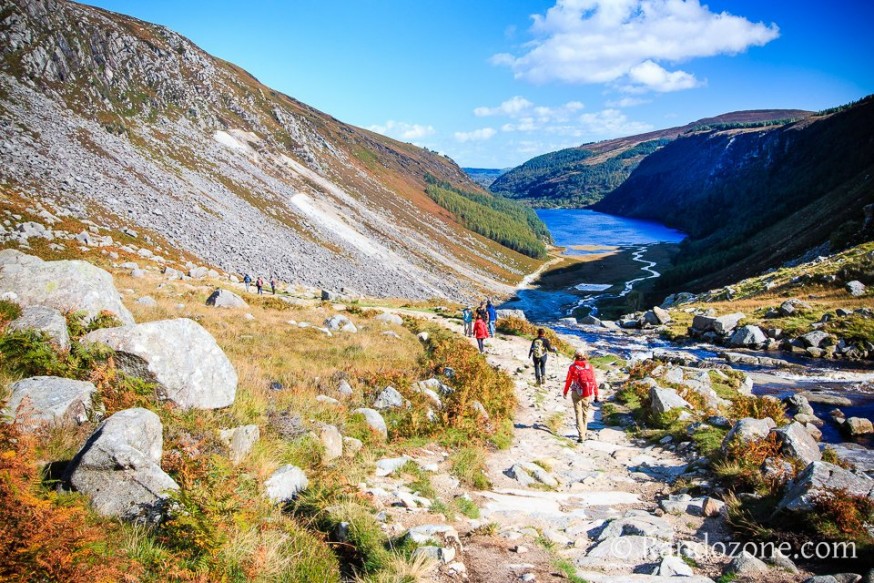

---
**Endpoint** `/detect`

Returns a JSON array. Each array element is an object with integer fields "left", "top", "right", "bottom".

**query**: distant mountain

[
  {"left": 463, "top": 167, "right": 509, "bottom": 189},
  {"left": 491, "top": 110, "right": 812, "bottom": 207},
  {"left": 0, "top": 0, "right": 547, "bottom": 300},
  {"left": 593, "top": 96, "right": 874, "bottom": 294}
]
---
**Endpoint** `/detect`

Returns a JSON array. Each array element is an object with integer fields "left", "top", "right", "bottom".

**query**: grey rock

[
  {"left": 0, "top": 250, "right": 134, "bottom": 325},
  {"left": 656, "top": 554, "right": 694, "bottom": 577},
  {"left": 342, "top": 436, "right": 363, "bottom": 456},
  {"left": 373, "top": 385, "right": 405, "bottom": 410},
  {"left": 726, "top": 550, "right": 769, "bottom": 576},
  {"left": 729, "top": 324, "right": 767, "bottom": 347},
  {"left": 64, "top": 408, "right": 178, "bottom": 522},
  {"left": 406, "top": 524, "right": 460, "bottom": 545},
  {"left": 722, "top": 417, "right": 776, "bottom": 451},
  {"left": 6, "top": 376, "right": 98, "bottom": 428},
  {"left": 188, "top": 266, "right": 209, "bottom": 279},
  {"left": 352, "top": 408, "right": 387, "bottom": 439},
  {"left": 411, "top": 545, "right": 455, "bottom": 564},
  {"left": 844, "top": 417, "right": 874, "bottom": 436},
  {"left": 598, "top": 510, "right": 674, "bottom": 541},
  {"left": 583, "top": 535, "right": 672, "bottom": 564},
  {"left": 692, "top": 312, "right": 744, "bottom": 335},
  {"left": 219, "top": 424, "right": 259, "bottom": 464},
  {"left": 319, "top": 424, "right": 343, "bottom": 461},
  {"left": 8, "top": 305, "right": 70, "bottom": 351},
  {"left": 772, "top": 422, "right": 822, "bottom": 465},
  {"left": 785, "top": 394, "right": 815, "bottom": 416},
  {"left": 336, "top": 379, "right": 354, "bottom": 399},
  {"left": 580, "top": 315, "right": 602, "bottom": 326},
  {"left": 644, "top": 306, "right": 672, "bottom": 325},
  {"left": 374, "top": 312, "right": 403, "bottom": 326},
  {"left": 801, "top": 330, "right": 831, "bottom": 348},
  {"left": 777, "top": 461, "right": 874, "bottom": 513},
  {"left": 767, "top": 548, "right": 798, "bottom": 573},
  {"left": 264, "top": 465, "right": 308, "bottom": 503},
  {"left": 470, "top": 399, "right": 489, "bottom": 420},
  {"left": 375, "top": 456, "right": 411, "bottom": 477},
  {"left": 846, "top": 280, "right": 866, "bottom": 297},
  {"left": 206, "top": 288, "right": 248, "bottom": 309},
  {"left": 135, "top": 296, "right": 157, "bottom": 307},
  {"left": 324, "top": 314, "right": 357, "bottom": 333},
  {"left": 649, "top": 386, "right": 691, "bottom": 416},
  {"left": 82, "top": 318, "right": 237, "bottom": 410}
]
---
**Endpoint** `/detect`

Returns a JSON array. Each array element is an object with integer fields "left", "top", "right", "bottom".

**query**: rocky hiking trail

[{"left": 380, "top": 314, "right": 752, "bottom": 583}]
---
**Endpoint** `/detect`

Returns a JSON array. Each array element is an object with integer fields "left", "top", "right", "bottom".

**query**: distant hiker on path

[
  {"left": 270, "top": 277, "right": 276, "bottom": 295},
  {"left": 528, "top": 328, "right": 557, "bottom": 386},
  {"left": 486, "top": 299, "right": 498, "bottom": 337},
  {"left": 256, "top": 276, "right": 264, "bottom": 295},
  {"left": 243, "top": 274, "right": 252, "bottom": 292},
  {"left": 563, "top": 350, "right": 599, "bottom": 443},
  {"left": 473, "top": 314, "right": 489, "bottom": 353},
  {"left": 462, "top": 306, "right": 473, "bottom": 337},
  {"left": 475, "top": 301, "right": 488, "bottom": 325}
]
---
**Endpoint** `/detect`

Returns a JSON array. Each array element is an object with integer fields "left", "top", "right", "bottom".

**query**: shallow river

[{"left": 504, "top": 209, "right": 874, "bottom": 458}]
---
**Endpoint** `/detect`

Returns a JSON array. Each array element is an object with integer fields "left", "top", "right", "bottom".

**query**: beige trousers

[{"left": 571, "top": 392, "right": 593, "bottom": 440}]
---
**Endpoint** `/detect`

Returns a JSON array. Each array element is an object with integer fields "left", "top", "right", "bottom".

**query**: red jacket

[
  {"left": 473, "top": 319, "right": 489, "bottom": 339},
  {"left": 563, "top": 359, "right": 598, "bottom": 399}
]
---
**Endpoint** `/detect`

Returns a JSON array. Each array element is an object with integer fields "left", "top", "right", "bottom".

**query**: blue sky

[{"left": 85, "top": 0, "right": 874, "bottom": 168}]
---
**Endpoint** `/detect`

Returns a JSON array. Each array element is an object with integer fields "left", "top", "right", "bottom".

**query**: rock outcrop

[
  {"left": 64, "top": 408, "right": 179, "bottom": 522},
  {"left": 82, "top": 318, "right": 237, "bottom": 409},
  {"left": 6, "top": 376, "right": 98, "bottom": 428}
]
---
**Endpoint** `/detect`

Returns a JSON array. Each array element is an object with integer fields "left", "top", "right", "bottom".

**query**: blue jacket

[{"left": 487, "top": 304, "right": 497, "bottom": 322}]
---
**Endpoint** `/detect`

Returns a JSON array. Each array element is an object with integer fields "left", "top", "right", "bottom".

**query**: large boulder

[
  {"left": 205, "top": 288, "right": 248, "bottom": 309},
  {"left": 8, "top": 305, "right": 71, "bottom": 351},
  {"left": 264, "top": 465, "right": 308, "bottom": 503},
  {"left": 375, "top": 313, "right": 403, "bottom": 326},
  {"left": 771, "top": 422, "right": 822, "bottom": 465},
  {"left": 649, "top": 386, "right": 692, "bottom": 416},
  {"left": 0, "top": 250, "right": 134, "bottom": 325},
  {"left": 692, "top": 312, "right": 745, "bottom": 335},
  {"left": 643, "top": 306, "right": 672, "bottom": 326},
  {"left": 722, "top": 417, "right": 776, "bottom": 451},
  {"left": 777, "top": 461, "right": 874, "bottom": 513},
  {"left": 64, "top": 408, "right": 178, "bottom": 522},
  {"left": 844, "top": 417, "right": 874, "bottom": 436},
  {"left": 846, "top": 280, "right": 866, "bottom": 297},
  {"left": 6, "top": 376, "right": 98, "bottom": 428},
  {"left": 801, "top": 330, "right": 831, "bottom": 348},
  {"left": 728, "top": 325, "right": 767, "bottom": 348},
  {"left": 82, "top": 318, "right": 237, "bottom": 410}
]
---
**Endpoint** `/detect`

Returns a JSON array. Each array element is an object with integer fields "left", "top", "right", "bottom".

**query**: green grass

[
  {"left": 449, "top": 446, "right": 491, "bottom": 490},
  {"left": 399, "top": 461, "right": 436, "bottom": 500},
  {"left": 454, "top": 496, "right": 480, "bottom": 519},
  {"left": 552, "top": 556, "right": 590, "bottom": 583}
]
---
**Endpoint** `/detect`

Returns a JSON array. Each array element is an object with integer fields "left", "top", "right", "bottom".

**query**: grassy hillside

[
  {"left": 491, "top": 110, "right": 810, "bottom": 208},
  {"left": 594, "top": 96, "right": 874, "bottom": 295}
]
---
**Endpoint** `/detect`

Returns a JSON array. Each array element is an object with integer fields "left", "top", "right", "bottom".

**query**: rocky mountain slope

[
  {"left": 594, "top": 96, "right": 874, "bottom": 294},
  {"left": 490, "top": 109, "right": 811, "bottom": 207},
  {"left": 0, "top": 0, "right": 545, "bottom": 301}
]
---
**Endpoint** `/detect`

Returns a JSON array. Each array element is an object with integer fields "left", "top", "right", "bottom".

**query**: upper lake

[{"left": 536, "top": 208, "right": 686, "bottom": 252}]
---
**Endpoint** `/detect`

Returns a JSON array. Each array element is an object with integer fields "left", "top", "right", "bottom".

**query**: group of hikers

[
  {"left": 461, "top": 299, "right": 498, "bottom": 353},
  {"left": 242, "top": 274, "right": 276, "bottom": 295},
  {"left": 462, "top": 300, "right": 599, "bottom": 443}
]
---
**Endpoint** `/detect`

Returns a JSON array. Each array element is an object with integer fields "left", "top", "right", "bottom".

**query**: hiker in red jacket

[
  {"left": 473, "top": 314, "right": 489, "bottom": 353},
  {"left": 563, "top": 350, "right": 599, "bottom": 443}
]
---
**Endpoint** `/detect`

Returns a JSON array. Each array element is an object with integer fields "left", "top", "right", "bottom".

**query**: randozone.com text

[{"left": 606, "top": 535, "right": 858, "bottom": 561}]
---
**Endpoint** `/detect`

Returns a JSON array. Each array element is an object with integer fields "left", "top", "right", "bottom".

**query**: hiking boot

[{"left": 577, "top": 436, "right": 585, "bottom": 443}]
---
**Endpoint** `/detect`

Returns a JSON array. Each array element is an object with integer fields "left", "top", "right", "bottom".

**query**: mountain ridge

[
  {"left": 0, "top": 0, "right": 546, "bottom": 301},
  {"left": 490, "top": 108, "right": 812, "bottom": 207}
]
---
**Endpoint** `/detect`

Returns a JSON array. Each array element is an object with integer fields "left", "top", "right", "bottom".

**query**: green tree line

[{"left": 423, "top": 175, "right": 550, "bottom": 258}]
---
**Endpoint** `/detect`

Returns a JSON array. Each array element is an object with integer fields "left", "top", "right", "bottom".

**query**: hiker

[
  {"left": 462, "top": 306, "right": 473, "bottom": 337},
  {"left": 243, "top": 273, "right": 252, "bottom": 292},
  {"left": 475, "top": 301, "right": 488, "bottom": 325},
  {"left": 270, "top": 276, "right": 276, "bottom": 295},
  {"left": 528, "top": 328, "right": 557, "bottom": 386},
  {"left": 256, "top": 276, "right": 264, "bottom": 295},
  {"left": 473, "top": 314, "right": 489, "bottom": 353},
  {"left": 486, "top": 299, "right": 498, "bottom": 337},
  {"left": 562, "top": 350, "right": 599, "bottom": 443}
]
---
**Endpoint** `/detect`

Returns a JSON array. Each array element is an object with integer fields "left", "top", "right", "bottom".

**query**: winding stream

[{"left": 507, "top": 209, "right": 874, "bottom": 464}]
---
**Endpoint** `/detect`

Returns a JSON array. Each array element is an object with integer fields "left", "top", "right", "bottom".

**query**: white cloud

[
  {"left": 474, "top": 96, "right": 533, "bottom": 117},
  {"left": 454, "top": 128, "right": 497, "bottom": 142},
  {"left": 577, "top": 108, "right": 653, "bottom": 136},
  {"left": 606, "top": 96, "right": 651, "bottom": 108},
  {"left": 492, "top": 0, "right": 779, "bottom": 92},
  {"left": 367, "top": 120, "right": 435, "bottom": 141}
]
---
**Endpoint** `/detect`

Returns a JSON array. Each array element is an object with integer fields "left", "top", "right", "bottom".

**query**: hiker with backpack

[
  {"left": 243, "top": 274, "right": 252, "bottom": 292},
  {"left": 473, "top": 314, "right": 489, "bottom": 353},
  {"left": 270, "top": 276, "right": 276, "bottom": 295},
  {"left": 256, "top": 276, "right": 264, "bottom": 295},
  {"left": 528, "top": 328, "right": 557, "bottom": 386},
  {"left": 486, "top": 299, "right": 498, "bottom": 337},
  {"left": 562, "top": 350, "right": 599, "bottom": 443},
  {"left": 462, "top": 306, "right": 473, "bottom": 337}
]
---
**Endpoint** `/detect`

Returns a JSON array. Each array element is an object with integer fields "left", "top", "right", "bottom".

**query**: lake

[{"left": 537, "top": 208, "right": 686, "bottom": 252}]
